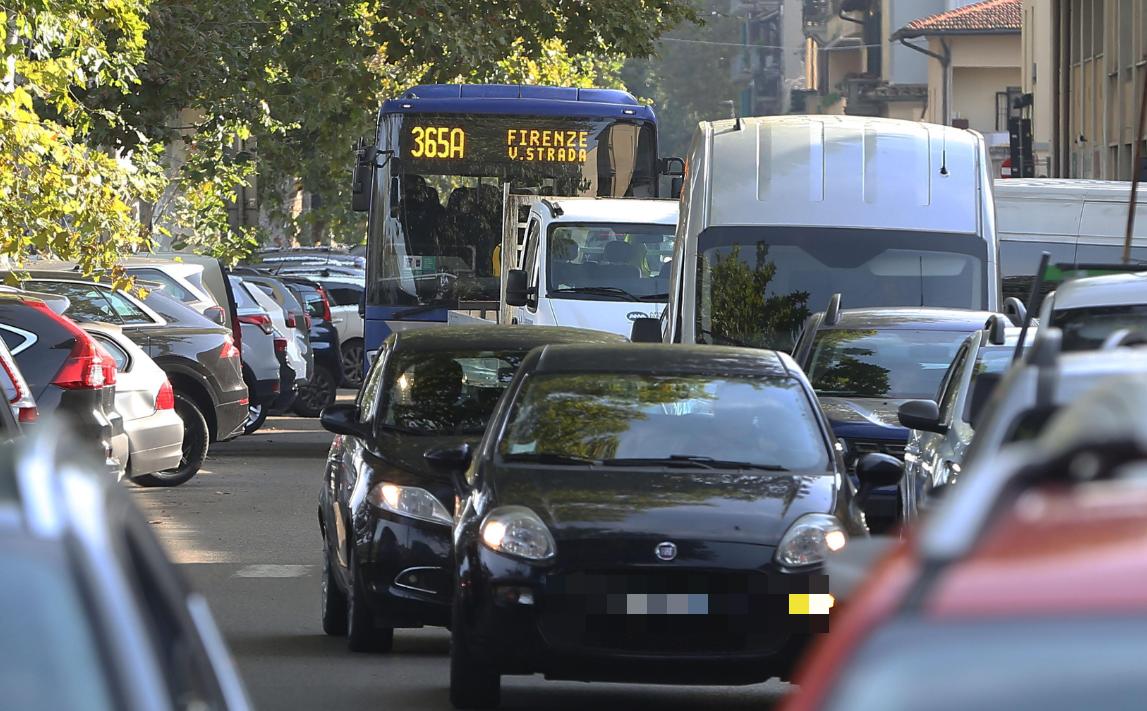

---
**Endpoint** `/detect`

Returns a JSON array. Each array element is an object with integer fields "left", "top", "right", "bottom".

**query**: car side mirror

[
  {"left": 504, "top": 269, "right": 532, "bottom": 307},
  {"left": 897, "top": 399, "right": 947, "bottom": 434},
  {"left": 855, "top": 453, "right": 903, "bottom": 507},
  {"left": 319, "top": 403, "right": 372, "bottom": 439},
  {"left": 630, "top": 317, "right": 662, "bottom": 343},
  {"left": 1003, "top": 297, "right": 1027, "bottom": 327},
  {"left": 203, "top": 305, "right": 227, "bottom": 326},
  {"left": 424, "top": 443, "right": 474, "bottom": 494}
]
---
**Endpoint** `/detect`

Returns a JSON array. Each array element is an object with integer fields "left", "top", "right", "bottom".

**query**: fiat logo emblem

[{"left": 655, "top": 541, "right": 677, "bottom": 561}]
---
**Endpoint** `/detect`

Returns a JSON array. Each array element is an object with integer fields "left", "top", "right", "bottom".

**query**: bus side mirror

[
  {"left": 659, "top": 157, "right": 685, "bottom": 199},
  {"left": 505, "top": 269, "right": 532, "bottom": 307},
  {"left": 630, "top": 317, "right": 662, "bottom": 343},
  {"left": 670, "top": 177, "right": 684, "bottom": 199},
  {"left": 351, "top": 142, "right": 376, "bottom": 213}
]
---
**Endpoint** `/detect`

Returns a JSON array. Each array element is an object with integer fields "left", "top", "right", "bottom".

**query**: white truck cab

[{"left": 503, "top": 198, "right": 679, "bottom": 338}]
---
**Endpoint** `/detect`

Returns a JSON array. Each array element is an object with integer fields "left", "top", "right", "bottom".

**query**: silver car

[{"left": 83, "top": 323, "right": 184, "bottom": 484}]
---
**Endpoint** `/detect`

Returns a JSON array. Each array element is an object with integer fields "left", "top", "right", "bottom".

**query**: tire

[
  {"left": 132, "top": 392, "right": 208, "bottom": 488},
  {"left": 321, "top": 545, "right": 348, "bottom": 636},
  {"left": 340, "top": 339, "right": 364, "bottom": 389},
  {"left": 346, "top": 549, "right": 394, "bottom": 653},
  {"left": 242, "top": 401, "right": 268, "bottom": 436},
  {"left": 294, "top": 366, "right": 337, "bottom": 418},
  {"left": 450, "top": 619, "right": 501, "bottom": 709}
]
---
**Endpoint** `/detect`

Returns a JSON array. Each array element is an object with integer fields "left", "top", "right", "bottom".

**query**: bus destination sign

[{"left": 403, "top": 121, "right": 591, "bottom": 164}]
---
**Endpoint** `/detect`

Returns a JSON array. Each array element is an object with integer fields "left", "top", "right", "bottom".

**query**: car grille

[{"left": 537, "top": 570, "right": 792, "bottom": 656}]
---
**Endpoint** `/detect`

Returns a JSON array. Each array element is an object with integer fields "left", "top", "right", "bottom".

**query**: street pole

[{"left": 1124, "top": 67, "right": 1147, "bottom": 265}]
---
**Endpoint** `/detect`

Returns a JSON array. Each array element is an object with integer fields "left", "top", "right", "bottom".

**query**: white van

[
  {"left": 504, "top": 198, "right": 679, "bottom": 338},
  {"left": 658, "top": 115, "right": 999, "bottom": 350},
  {"left": 994, "top": 179, "right": 1147, "bottom": 296}
]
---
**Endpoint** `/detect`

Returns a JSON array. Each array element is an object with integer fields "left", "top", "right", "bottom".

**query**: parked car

[
  {"left": 235, "top": 277, "right": 309, "bottom": 408},
  {"left": 82, "top": 323, "right": 185, "bottom": 485},
  {"left": 1037, "top": 270, "right": 1147, "bottom": 351},
  {"left": 280, "top": 276, "right": 341, "bottom": 417},
  {"left": 0, "top": 292, "right": 120, "bottom": 475},
  {"left": 318, "top": 326, "right": 626, "bottom": 653},
  {"left": 0, "top": 425, "right": 251, "bottom": 710},
  {"left": 441, "top": 343, "right": 891, "bottom": 708},
  {"left": 121, "top": 257, "right": 227, "bottom": 324},
  {"left": 897, "top": 317, "right": 1034, "bottom": 521},
  {"left": 306, "top": 274, "right": 365, "bottom": 388},
  {"left": 780, "top": 374, "right": 1147, "bottom": 711},
  {"left": 229, "top": 276, "right": 284, "bottom": 435},
  {"left": 15, "top": 276, "right": 248, "bottom": 485},
  {"left": 230, "top": 271, "right": 314, "bottom": 389},
  {"left": 790, "top": 303, "right": 1003, "bottom": 529}
]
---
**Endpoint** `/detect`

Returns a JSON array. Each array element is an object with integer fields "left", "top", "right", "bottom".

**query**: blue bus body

[{"left": 359, "top": 84, "right": 661, "bottom": 359}]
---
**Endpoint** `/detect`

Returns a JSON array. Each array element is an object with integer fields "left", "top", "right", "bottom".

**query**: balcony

[{"left": 842, "top": 74, "right": 928, "bottom": 116}]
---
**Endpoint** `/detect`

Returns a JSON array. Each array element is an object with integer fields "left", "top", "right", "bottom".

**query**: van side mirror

[
  {"left": 897, "top": 399, "right": 946, "bottom": 434},
  {"left": 351, "top": 142, "right": 376, "bottom": 213},
  {"left": 630, "top": 317, "right": 662, "bottom": 343},
  {"left": 855, "top": 453, "right": 903, "bottom": 507},
  {"left": 505, "top": 269, "right": 532, "bottom": 307}
]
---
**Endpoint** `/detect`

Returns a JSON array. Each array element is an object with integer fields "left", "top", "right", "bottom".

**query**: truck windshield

[
  {"left": 547, "top": 222, "right": 675, "bottom": 301},
  {"left": 695, "top": 227, "right": 988, "bottom": 351}
]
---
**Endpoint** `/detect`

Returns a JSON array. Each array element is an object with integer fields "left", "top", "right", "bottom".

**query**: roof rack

[{"left": 824, "top": 293, "right": 842, "bottom": 326}]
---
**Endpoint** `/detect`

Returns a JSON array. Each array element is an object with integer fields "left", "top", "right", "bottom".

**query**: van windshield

[
  {"left": 695, "top": 227, "right": 987, "bottom": 351},
  {"left": 546, "top": 222, "right": 675, "bottom": 301}
]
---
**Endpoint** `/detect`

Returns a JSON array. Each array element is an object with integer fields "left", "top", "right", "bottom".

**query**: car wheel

[
  {"left": 340, "top": 339, "right": 364, "bottom": 389},
  {"left": 346, "top": 550, "right": 394, "bottom": 653},
  {"left": 132, "top": 391, "right": 207, "bottom": 488},
  {"left": 450, "top": 618, "right": 501, "bottom": 709},
  {"left": 321, "top": 545, "right": 348, "bottom": 636},
  {"left": 294, "top": 366, "right": 337, "bottom": 418},
  {"left": 242, "top": 401, "right": 268, "bottom": 436}
]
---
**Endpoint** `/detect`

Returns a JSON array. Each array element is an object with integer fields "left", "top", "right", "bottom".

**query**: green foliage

[{"left": 701, "top": 243, "right": 811, "bottom": 350}]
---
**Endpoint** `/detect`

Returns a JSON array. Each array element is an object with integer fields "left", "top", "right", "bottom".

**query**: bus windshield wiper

[
  {"left": 503, "top": 452, "right": 602, "bottom": 466},
  {"left": 550, "top": 286, "right": 640, "bottom": 301}
]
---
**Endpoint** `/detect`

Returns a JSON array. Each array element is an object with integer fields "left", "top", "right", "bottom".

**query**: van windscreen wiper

[{"left": 550, "top": 286, "right": 640, "bottom": 301}]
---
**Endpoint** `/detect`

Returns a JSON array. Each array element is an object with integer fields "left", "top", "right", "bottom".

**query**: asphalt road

[{"left": 131, "top": 400, "right": 793, "bottom": 710}]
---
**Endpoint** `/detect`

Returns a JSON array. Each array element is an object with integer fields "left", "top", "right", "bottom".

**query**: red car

[{"left": 782, "top": 374, "right": 1147, "bottom": 711}]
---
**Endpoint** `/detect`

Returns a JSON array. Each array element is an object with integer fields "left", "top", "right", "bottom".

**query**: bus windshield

[
  {"left": 370, "top": 113, "right": 657, "bottom": 309},
  {"left": 694, "top": 226, "right": 988, "bottom": 351}
]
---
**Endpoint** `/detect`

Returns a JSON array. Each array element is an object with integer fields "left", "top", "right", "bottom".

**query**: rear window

[
  {"left": 0, "top": 544, "right": 118, "bottom": 710},
  {"left": 1052, "top": 304, "right": 1147, "bottom": 351},
  {"left": 139, "top": 290, "right": 215, "bottom": 327},
  {"left": 24, "top": 281, "right": 117, "bottom": 324},
  {"left": 324, "top": 285, "right": 362, "bottom": 307},
  {"left": 89, "top": 333, "right": 130, "bottom": 372},
  {"left": 229, "top": 278, "right": 258, "bottom": 309},
  {"left": 291, "top": 285, "right": 325, "bottom": 317},
  {"left": 125, "top": 268, "right": 195, "bottom": 303},
  {"left": 821, "top": 616, "right": 1147, "bottom": 711}
]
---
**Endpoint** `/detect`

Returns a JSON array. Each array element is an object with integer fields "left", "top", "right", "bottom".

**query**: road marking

[{"left": 232, "top": 564, "right": 313, "bottom": 578}]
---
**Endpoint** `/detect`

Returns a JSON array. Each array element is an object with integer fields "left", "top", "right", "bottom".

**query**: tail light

[
  {"left": 317, "top": 287, "right": 333, "bottom": 322},
  {"left": 238, "top": 313, "right": 273, "bottom": 335},
  {"left": 274, "top": 336, "right": 288, "bottom": 354},
  {"left": 155, "top": 380, "right": 175, "bottom": 410},
  {"left": 53, "top": 332, "right": 107, "bottom": 390},
  {"left": 285, "top": 313, "right": 297, "bottom": 328},
  {"left": 17, "top": 406, "right": 38, "bottom": 423},
  {"left": 95, "top": 345, "right": 117, "bottom": 387},
  {"left": 0, "top": 355, "right": 37, "bottom": 423},
  {"left": 219, "top": 335, "right": 241, "bottom": 361}
]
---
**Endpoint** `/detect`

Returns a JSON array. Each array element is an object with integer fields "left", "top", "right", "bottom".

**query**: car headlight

[
  {"left": 774, "top": 513, "right": 848, "bottom": 568},
  {"left": 367, "top": 482, "right": 451, "bottom": 525},
  {"left": 479, "top": 506, "right": 556, "bottom": 561}
]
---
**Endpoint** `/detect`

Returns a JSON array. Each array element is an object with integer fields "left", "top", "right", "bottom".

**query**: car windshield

[
  {"left": 546, "top": 222, "right": 674, "bottom": 300},
  {"left": 694, "top": 227, "right": 987, "bottom": 351},
  {"left": 821, "top": 616, "right": 1147, "bottom": 711},
  {"left": 806, "top": 329, "right": 970, "bottom": 400},
  {"left": 380, "top": 350, "right": 525, "bottom": 435},
  {"left": 1051, "top": 304, "right": 1147, "bottom": 351},
  {"left": 498, "top": 373, "right": 830, "bottom": 470},
  {"left": 0, "top": 544, "right": 117, "bottom": 710}
]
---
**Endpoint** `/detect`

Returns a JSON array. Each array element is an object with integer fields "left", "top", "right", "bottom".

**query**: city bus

[{"left": 351, "top": 84, "right": 670, "bottom": 356}]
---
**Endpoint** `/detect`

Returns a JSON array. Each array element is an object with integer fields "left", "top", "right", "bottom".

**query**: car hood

[
  {"left": 820, "top": 397, "right": 909, "bottom": 440},
  {"left": 490, "top": 466, "right": 839, "bottom": 546},
  {"left": 546, "top": 299, "right": 664, "bottom": 339}
]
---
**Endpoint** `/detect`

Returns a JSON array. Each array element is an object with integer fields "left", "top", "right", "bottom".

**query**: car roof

[
  {"left": 391, "top": 325, "right": 624, "bottom": 353},
  {"left": 537, "top": 197, "right": 679, "bottom": 225},
  {"left": 1050, "top": 271, "right": 1147, "bottom": 310},
  {"left": 531, "top": 343, "right": 794, "bottom": 378},
  {"left": 820, "top": 308, "right": 999, "bottom": 331}
]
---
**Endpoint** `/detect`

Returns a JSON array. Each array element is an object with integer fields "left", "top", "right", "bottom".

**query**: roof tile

[{"left": 900, "top": 0, "right": 1022, "bottom": 36}]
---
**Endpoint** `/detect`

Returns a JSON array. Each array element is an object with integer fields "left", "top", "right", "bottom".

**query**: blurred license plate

[{"left": 621, "top": 593, "right": 709, "bottom": 615}]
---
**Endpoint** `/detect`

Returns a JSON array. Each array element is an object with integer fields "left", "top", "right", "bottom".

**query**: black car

[
  {"left": 16, "top": 275, "right": 248, "bottom": 486},
  {"left": 0, "top": 293, "right": 120, "bottom": 475},
  {"left": 440, "top": 344, "right": 892, "bottom": 708},
  {"left": 280, "top": 276, "right": 341, "bottom": 417},
  {"left": 317, "top": 326, "right": 625, "bottom": 653},
  {"left": 790, "top": 302, "right": 1002, "bottom": 530},
  {"left": 0, "top": 425, "right": 250, "bottom": 710}
]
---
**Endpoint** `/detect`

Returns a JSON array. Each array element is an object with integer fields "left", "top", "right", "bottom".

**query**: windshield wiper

[
  {"left": 697, "top": 328, "right": 753, "bottom": 348},
  {"left": 550, "top": 286, "right": 640, "bottom": 302},
  {"left": 636, "top": 292, "right": 669, "bottom": 302},
  {"left": 602, "top": 455, "right": 789, "bottom": 471},
  {"left": 503, "top": 452, "right": 601, "bottom": 466}
]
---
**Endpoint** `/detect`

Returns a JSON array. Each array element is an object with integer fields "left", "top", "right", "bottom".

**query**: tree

[
  {"left": 702, "top": 243, "right": 811, "bottom": 350},
  {"left": 0, "top": 1, "right": 163, "bottom": 280}
]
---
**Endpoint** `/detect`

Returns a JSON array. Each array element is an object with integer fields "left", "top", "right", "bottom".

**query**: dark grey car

[{"left": 16, "top": 275, "right": 248, "bottom": 486}]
